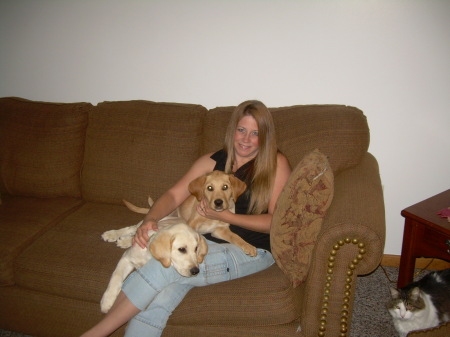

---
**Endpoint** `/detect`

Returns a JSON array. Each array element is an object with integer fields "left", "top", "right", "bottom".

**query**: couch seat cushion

[
  {"left": 0, "top": 195, "right": 83, "bottom": 285},
  {"left": 14, "top": 202, "right": 143, "bottom": 303},
  {"left": 0, "top": 97, "right": 91, "bottom": 198},
  {"left": 170, "top": 264, "right": 302, "bottom": 326}
]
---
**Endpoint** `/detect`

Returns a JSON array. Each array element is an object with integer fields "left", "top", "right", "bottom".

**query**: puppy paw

[
  {"left": 243, "top": 244, "right": 257, "bottom": 257},
  {"left": 102, "top": 230, "right": 119, "bottom": 242}
]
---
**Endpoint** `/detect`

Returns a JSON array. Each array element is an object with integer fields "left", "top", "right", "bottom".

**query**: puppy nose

[
  {"left": 190, "top": 267, "right": 200, "bottom": 276},
  {"left": 214, "top": 199, "right": 223, "bottom": 207}
]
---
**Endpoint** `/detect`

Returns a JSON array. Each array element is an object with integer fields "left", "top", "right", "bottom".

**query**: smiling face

[{"left": 233, "top": 115, "right": 259, "bottom": 162}]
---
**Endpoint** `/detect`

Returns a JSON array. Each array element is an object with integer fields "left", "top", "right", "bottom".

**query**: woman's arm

[
  {"left": 199, "top": 152, "right": 291, "bottom": 234},
  {"left": 134, "top": 153, "right": 216, "bottom": 248}
]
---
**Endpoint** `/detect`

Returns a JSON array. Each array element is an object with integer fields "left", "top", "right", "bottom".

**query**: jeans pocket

[{"left": 203, "top": 249, "right": 231, "bottom": 285}]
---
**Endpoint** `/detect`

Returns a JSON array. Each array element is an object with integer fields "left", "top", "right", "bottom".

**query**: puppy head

[
  {"left": 149, "top": 222, "right": 207, "bottom": 277},
  {"left": 188, "top": 171, "right": 247, "bottom": 210}
]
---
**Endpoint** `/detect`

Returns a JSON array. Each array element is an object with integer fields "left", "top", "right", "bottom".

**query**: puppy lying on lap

[{"left": 100, "top": 217, "right": 208, "bottom": 313}]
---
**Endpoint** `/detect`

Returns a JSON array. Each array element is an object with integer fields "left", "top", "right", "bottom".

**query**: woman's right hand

[{"left": 133, "top": 220, "right": 158, "bottom": 249}]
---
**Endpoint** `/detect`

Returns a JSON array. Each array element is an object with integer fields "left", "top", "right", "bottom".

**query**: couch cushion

[
  {"left": 0, "top": 195, "right": 83, "bottom": 285},
  {"left": 170, "top": 264, "right": 302, "bottom": 326},
  {"left": 14, "top": 202, "right": 143, "bottom": 303},
  {"left": 0, "top": 97, "right": 91, "bottom": 198},
  {"left": 203, "top": 104, "right": 369, "bottom": 172},
  {"left": 271, "top": 149, "right": 334, "bottom": 287},
  {"left": 82, "top": 100, "right": 207, "bottom": 205}
]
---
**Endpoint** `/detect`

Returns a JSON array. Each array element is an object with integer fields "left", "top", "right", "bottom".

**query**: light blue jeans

[{"left": 122, "top": 239, "right": 274, "bottom": 337}]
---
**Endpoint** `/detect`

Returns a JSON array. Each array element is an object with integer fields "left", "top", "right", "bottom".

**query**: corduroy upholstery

[
  {"left": 0, "top": 98, "right": 90, "bottom": 198},
  {"left": 0, "top": 97, "right": 385, "bottom": 337}
]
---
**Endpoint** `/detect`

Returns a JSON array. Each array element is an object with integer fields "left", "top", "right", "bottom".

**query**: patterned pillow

[{"left": 271, "top": 149, "right": 334, "bottom": 287}]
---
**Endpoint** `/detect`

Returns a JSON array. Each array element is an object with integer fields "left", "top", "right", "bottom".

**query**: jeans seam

[
  {"left": 136, "top": 269, "right": 161, "bottom": 292},
  {"left": 133, "top": 315, "right": 164, "bottom": 331}
]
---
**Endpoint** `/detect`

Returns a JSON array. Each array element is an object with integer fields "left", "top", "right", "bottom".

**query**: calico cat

[{"left": 387, "top": 268, "right": 450, "bottom": 337}]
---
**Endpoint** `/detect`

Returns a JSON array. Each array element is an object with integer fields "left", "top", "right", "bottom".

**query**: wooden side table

[{"left": 397, "top": 189, "right": 450, "bottom": 288}]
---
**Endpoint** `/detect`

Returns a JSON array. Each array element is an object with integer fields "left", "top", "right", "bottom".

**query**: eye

[
  {"left": 178, "top": 247, "right": 187, "bottom": 254},
  {"left": 237, "top": 127, "right": 245, "bottom": 133},
  {"left": 251, "top": 130, "right": 259, "bottom": 136},
  {"left": 207, "top": 185, "right": 213, "bottom": 191},
  {"left": 222, "top": 184, "right": 228, "bottom": 190}
]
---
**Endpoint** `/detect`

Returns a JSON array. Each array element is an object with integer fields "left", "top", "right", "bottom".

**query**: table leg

[{"left": 397, "top": 219, "right": 417, "bottom": 288}]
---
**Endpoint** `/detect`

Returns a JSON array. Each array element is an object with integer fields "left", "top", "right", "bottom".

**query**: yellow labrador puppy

[
  {"left": 100, "top": 217, "right": 208, "bottom": 313},
  {"left": 125, "top": 170, "right": 257, "bottom": 257}
]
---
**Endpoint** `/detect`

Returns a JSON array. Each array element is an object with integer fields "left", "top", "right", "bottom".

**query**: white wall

[{"left": 1, "top": 0, "right": 449, "bottom": 255}]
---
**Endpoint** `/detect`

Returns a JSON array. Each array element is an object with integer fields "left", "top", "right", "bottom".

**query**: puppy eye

[
  {"left": 222, "top": 185, "right": 228, "bottom": 190},
  {"left": 178, "top": 247, "right": 187, "bottom": 254},
  {"left": 207, "top": 186, "right": 213, "bottom": 191}
]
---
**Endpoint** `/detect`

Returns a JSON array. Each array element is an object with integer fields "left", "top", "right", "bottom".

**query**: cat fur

[{"left": 387, "top": 268, "right": 450, "bottom": 337}]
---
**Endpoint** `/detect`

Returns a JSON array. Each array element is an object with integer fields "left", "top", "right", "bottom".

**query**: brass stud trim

[{"left": 317, "top": 238, "right": 367, "bottom": 337}]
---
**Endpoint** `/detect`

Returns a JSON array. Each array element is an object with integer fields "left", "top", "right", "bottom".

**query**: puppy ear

[
  {"left": 149, "top": 232, "right": 173, "bottom": 268},
  {"left": 188, "top": 176, "right": 207, "bottom": 201},
  {"left": 229, "top": 175, "right": 247, "bottom": 201},
  {"left": 196, "top": 234, "right": 208, "bottom": 263}
]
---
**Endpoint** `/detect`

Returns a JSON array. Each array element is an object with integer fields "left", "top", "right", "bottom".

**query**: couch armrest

[{"left": 300, "top": 152, "right": 385, "bottom": 337}]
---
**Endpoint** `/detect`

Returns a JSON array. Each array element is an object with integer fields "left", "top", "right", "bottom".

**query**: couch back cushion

[
  {"left": 82, "top": 100, "right": 207, "bottom": 205},
  {"left": 0, "top": 97, "right": 90, "bottom": 198},
  {"left": 203, "top": 104, "right": 369, "bottom": 172}
]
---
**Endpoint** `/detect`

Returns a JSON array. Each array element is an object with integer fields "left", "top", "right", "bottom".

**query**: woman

[{"left": 81, "top": 100, "right": 291, "bottom": 337}]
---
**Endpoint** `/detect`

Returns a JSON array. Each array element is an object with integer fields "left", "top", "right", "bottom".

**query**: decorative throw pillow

[{"left": 271, "top": 149, "right": 334, "bottom": 287}]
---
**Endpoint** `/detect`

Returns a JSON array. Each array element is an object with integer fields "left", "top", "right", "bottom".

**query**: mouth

[{"left": 238, "top": 143, "right": 252, "bottom": 151}]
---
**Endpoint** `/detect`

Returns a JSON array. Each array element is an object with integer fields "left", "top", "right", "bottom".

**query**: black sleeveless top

[{"left": 203, "top": 149, "right": 271, "bottom": 252}]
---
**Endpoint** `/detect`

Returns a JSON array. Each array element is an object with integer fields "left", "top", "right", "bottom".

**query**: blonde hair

[{"left": 223, "top": 100, "right": 278, "bottom": 214}]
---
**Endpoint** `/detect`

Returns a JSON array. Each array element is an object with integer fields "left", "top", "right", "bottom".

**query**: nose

[
  {"left": 190, "top": 266, "right": 200, "bottom": 276},
  {"left": 214, "top": 199, "right": 223, "bottom": 207}
]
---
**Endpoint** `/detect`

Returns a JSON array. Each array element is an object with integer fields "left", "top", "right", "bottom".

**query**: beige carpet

[{"left": 350, "top": 265, "right": 400, "bottom": 336}]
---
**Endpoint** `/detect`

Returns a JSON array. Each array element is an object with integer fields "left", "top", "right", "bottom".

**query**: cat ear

[
  {"left": 410, "top": 287, "right": 421, "bottom": 301},
  {"left": 390, "top": 288, "right": 400, "bottom": 299}
]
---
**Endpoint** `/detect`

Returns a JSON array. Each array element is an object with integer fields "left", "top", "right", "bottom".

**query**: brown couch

[{"left": 0, "top": 97, "right": 385, "bottom": 337}]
